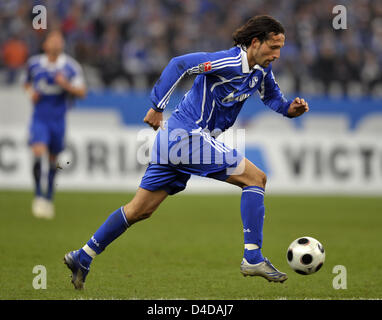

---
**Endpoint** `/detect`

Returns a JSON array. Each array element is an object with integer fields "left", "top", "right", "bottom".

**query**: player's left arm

[
  {"left": 55, "top": 59, "right": 87, "bottom": 98},
  {"left": 260, "top": 70, "right": 309, "bottom": 118},
  {"left": 55, "top": 73, "right": 87, "bottom": 98}
]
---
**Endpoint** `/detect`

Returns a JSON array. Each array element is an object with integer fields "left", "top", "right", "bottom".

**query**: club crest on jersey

[
  {"left": 198, "top": 61, "right": 212, "bottom": 73},
  {"left": 249, "top": 76, "right": 258, "bottom": 88}
]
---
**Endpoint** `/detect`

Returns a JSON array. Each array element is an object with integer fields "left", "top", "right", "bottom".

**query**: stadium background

[
  {"left": 1, "top": 0, "right": 381, "bottom": 194},
  {"left": 0, "top": 0, "right": 382, "bottom": 300}
]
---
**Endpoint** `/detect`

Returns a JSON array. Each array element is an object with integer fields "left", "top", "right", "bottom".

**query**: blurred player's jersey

[
  {"left": 25, "top": 53, "right": 85, "bottom": 121},
  {"left": 151, "top": 46, "right": 292, "bottom": 133}
]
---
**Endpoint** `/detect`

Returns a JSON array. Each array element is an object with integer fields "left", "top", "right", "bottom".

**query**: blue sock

[
  {"left": 46, "top": 162, "right": 57, "bottom": 200},
  {"left": 33, "top": 157, "right": 42, "bottom": 197},
  {"left": 85, "top": 207, "right": 129, "bottom": 256},
  {"left": 78, "top": 248, "right": 93, "bottom": 269},
  {"left": 244, "top": 248, "right": 264, "bottom": 264},
  {"left": 241, "top": 186, "right": 265, "bottom": 264}
]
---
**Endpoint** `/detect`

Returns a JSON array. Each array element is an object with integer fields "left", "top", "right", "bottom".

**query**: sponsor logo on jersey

[
  {"left": 222, "top": 91, "right": 251, "bottom": 103},
  {"left": 35, "top": 78, "right": 63, "bottom": 95}
]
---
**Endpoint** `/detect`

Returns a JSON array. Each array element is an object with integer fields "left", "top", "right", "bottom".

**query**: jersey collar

[
  {"left": 240, "top": 46, "right": 251, "bottom": 73},
  {"left": 239, "top": 46, "right": 266, "bottom": 75},
  {"left": 40, "top": 53, "right": 66, "bottom": 70}
]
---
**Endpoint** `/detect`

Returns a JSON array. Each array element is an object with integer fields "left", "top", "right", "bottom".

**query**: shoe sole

[
  {"left": 63, "top": 253, "right": 85, "bottom": 290},
  {"left": 240, "top": 269, "right": 288, "bottom": 283}
]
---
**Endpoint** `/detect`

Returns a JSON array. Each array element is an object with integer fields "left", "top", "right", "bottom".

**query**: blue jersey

[
  {"left": 26, "top": 53, "right": 85, "bottom": 122},
  {"left": 151, "top": 46, "right": 292, "bottom": 133}
]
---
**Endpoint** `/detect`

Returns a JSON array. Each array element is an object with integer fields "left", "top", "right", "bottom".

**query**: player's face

[
  {"left": 43, "top": 32, "right": 65, "bottom": 56},
  {"left": 252, "top": 33, "right": 285, "bottom": 68}
]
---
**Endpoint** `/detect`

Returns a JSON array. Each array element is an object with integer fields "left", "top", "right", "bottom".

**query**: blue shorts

[
  {"left": 139, "top": 124, "right": 243, "bottom": 195},
  {"left": 28, "top": 118, "right": 65, "bottom": 154}
]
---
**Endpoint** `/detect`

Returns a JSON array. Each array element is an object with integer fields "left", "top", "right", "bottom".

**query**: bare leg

[
  {"left": 46, "top": 152, "right": 59, "bottom": 201},
  {"left": 65, "top": 188, "right": 169, "bottom": 289},
  {"left": 123, "top": 188, "right": 169, "bottom": 225},
  {"left": 225, "top": 158, "right": 267, "bottom": 189},
  {"left": 31, "top": 143, "right": 47, "bottom": 158},
  {"left": 31, "top": 143, "right": 47, "bottom": 197}
]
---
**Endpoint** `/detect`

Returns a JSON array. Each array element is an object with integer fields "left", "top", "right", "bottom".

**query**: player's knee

[
  {"left": 260, "top": 171, "right": 267, "bottom": 187},
  {"left": 32, "top": 144, "right": 47, "bottom": 157},
  {"left": 246, "top": 170, "right": 267, "bottom": 189},
  {"left": 137, "top": 208, "right": 155, "bottom": 221},
  {"left": 123, "top": 203, "right": 156, "bottom": 224}
]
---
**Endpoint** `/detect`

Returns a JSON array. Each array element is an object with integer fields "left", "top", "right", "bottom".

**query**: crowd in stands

[{"left": 1, "top": 0, "right": 381, "bottom": 97}]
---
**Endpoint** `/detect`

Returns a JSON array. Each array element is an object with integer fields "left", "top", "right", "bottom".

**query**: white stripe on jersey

[
  {"left": 157, "top": 52, "right": 242, "bottom": 110},
  {"left": 201, "top": 131, "right": 230, "bottom": 153},
  {"left": 210, "top": 53, "right": 241, "bottom": 65},
  {"left": 211, "top": 56, "right": 241, "bottom": 68},
  {"left": 188, "top": 53, "right": 241, "bottom": 74},
  {"left": 188, "top": 65, "right": 201, "bottom": 74},
  {"left": 210, "top": 75, "right": 246, "bottom": 92},
  {"left": 205, "top": 99, "right": 215, "bottom": 124},
  {"left": 212, "top": 62, "right": 241, "bottom": 70},
  {"left": 157, "top": 70, "right": 188, "bottom": 109},
  {"left": 213, "top": 138, "right": 231, "bottom": 153},
  {"left": 195, "top": 76, "right": 207, "bottom": 124},
  {"left": 254, "top": 65, "right": 267, "bottom": 100}
]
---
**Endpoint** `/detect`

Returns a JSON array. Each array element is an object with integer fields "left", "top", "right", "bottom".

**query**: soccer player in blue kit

[
  {"left": 64, "top": 15, "right": 309, "bottom": 289},
  {"left": 25, "top": 31, "right": 86, "bottom": 219}
]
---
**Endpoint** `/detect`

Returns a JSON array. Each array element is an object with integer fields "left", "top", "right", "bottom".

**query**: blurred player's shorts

[{"left": 28, "top": 118, "right": 65, "bottom": 154}]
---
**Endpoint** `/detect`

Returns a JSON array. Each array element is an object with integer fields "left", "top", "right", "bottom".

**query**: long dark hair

[{"left": 233, "top": 15, "right": 285, "bottom": 47}]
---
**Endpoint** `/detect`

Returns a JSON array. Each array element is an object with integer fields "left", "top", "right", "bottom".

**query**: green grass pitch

[{"left": 0, "top": 190, "right": 381, "bottom": 300}]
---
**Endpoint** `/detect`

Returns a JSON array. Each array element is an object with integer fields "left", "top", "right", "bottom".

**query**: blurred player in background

[
  {"left": 25, "top": 30, "right": 86, "bottom": 219},
  {"left": 64, "top": 15, "right": 309, "bottom": 289}
]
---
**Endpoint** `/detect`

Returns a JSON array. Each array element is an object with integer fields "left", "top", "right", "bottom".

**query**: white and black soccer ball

[{"left": 286, "top": 236, "right": 325, "bottom": 275}]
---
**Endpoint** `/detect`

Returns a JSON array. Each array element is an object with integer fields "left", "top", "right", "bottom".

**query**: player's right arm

[
  {"left": 143, "top": 107, "right": 164, "bottom": 131},
  {"left": 150, "top": 51, "right": 241, "bottom": 113},
  {"left": 24, "top": 83, "right": 40, "bottom": 104},
  {"left": 24, "top": 57, "right": 40, "bottom": 104},
  {"left": 144, "top": 50, "right": 240, "bottom": 130}
]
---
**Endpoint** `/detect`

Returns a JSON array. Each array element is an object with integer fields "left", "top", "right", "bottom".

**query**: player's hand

[
  {"left": 55, "top": 72, "right": 70, "bottom": 90},
  {"left": 143, "top": 108, "right": 164, "bottom": 130},
  {"left": 31, "top": 90, "right": 40, "bottom": 104},
  {"left": 25, "top": 85, "right": 40, "bottom": 103},
  {"left": 287, "top": 97, "right": 309, "bottom": 118}
]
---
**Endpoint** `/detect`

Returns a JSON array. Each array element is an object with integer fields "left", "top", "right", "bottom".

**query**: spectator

[
  {"left": 0, "top": 0, "right": 381, "bottom": 97},
  {"left": 2, "top": 36, "right": 28, "bottom": 84}
]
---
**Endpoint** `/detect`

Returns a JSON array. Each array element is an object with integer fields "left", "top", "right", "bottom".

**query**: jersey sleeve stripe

[
  {"left": 157, "top": 70, "right": 188, "bottom": 109},
  {"left": 211, "top": 57, "right": 241, "bottom": 68},
  {"left": 156, "top": 51, "right": 242, "bottom": 110},
  {"left": 195, "top": 76, "right": 207, "bottom": 124},
  {"left": 210, "top": 53, "right": 241, "bottom": 65},
  {"left": 212, "top": 62, "right": 242, "bottom": 70},
  {"left": 188, "top": 54, "right": 241, "bottom": 75}
]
